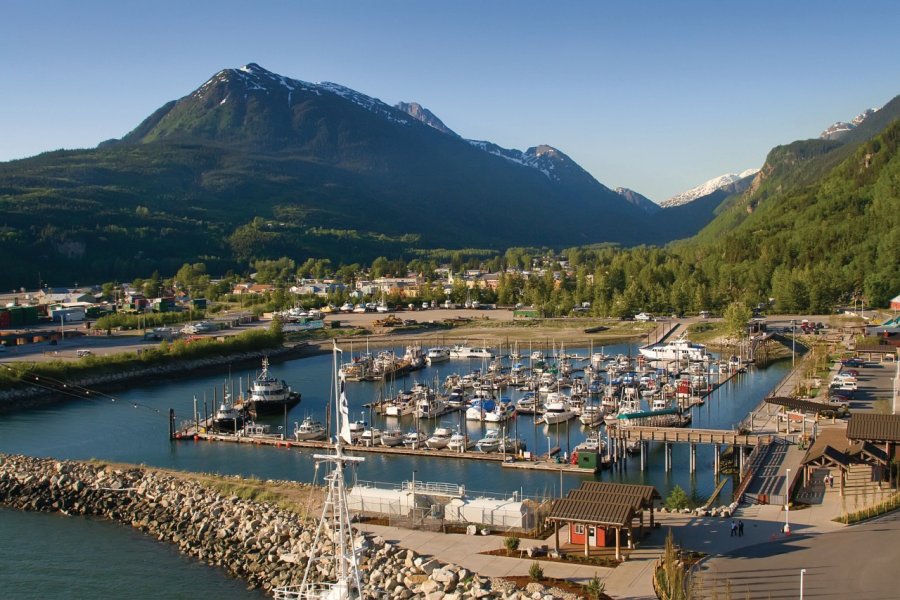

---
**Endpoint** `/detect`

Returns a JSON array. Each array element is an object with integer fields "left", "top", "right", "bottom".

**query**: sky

[{"left": 1, "top": 0, "right": 899, "bottom": 202}]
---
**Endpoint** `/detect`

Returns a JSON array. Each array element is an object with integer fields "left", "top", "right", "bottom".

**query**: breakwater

[
  {"left": 0, "top": 454, "right": 580, "bottom": 599},
  {"left": 0, "top": 343, "right": 320, "bottom": 412}
]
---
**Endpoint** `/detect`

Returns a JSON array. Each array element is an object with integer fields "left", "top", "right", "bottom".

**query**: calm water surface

[{"left": 0, "top": 341, "right": 789, "bottom": 596}]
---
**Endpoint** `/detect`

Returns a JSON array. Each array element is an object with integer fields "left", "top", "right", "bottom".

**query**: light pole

[
  {"left": 784, "top": 468, "right": 791, "bottom": 534},
  {"left": 800, "top": 568, "right": 806, "bottom": 600}
]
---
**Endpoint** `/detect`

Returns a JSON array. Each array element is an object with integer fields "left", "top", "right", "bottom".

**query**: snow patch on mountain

[
  {"left": 661, "top": 169, "right": 759, "bottom": 208},
  {"left": 192, "top": 63, "right": 410, "bottom": 125},
  {"left": 819, "top": 108, "right": 878, "bottom": 140}
]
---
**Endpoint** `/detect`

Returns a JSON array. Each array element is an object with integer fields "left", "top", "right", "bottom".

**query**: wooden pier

[
  {"left": 501, "top": 459, "right": 602, "bottom": 475},
  {"left": 611, "top": 425, "right": 775, "bottom": 447}
]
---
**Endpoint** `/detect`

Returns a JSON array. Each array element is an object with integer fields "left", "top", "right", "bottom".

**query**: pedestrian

[
  {"left": 829, "top": 474, "right": 834, "bottom": 488},
  {"left": 738, "top": 520, "right": 744, "bottom": 537},
  {"left": 730, "top": 520, "right": 736, "bottom": 537}
]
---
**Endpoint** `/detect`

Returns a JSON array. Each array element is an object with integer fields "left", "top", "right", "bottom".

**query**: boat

[
  {"left": 578, "top": 404, "right": 604, "bottom": 427},
  {"left": 475, "top": 430, "right": 502, "bottom": 452},
  {"left": 447, "top": 386, "right": 467, "bottom": 408},
  {"left": 416, "top": 392, "right": 450, "bottom": 419},
  {"left": 340, "top": 353, "right": 373, "bottom": 382},
  {"left": 402, "top": 429, "right": 427, "bottom": 449},
  {"left": 346, "top": 420, "right": 366, "bottom": 444},
  {"left": 274, "top": 341, "right": 365, "bottom": 600},
  {"left": 483, "top": 397, "right": 515, "bottom": 423},
  {"left": 403, "top": 345, "right": 426, "bottom": 371},
  {"left": 639, "top": 337, "right": 709, "bottom": 362},
  {"left": 426, "top": 426, "right": 454, "bottom": 449},
  {"left": 293, "top": 416, "right": 327, "bottom": 441},
  {"left": 574, "top": 431, "right": 606, "bottom": 453},
  {"left": 465, "top": 397, "right": 496, "bottom": 421},
  {"left": 380, "top": 427, "right": 404, "bottom": 447},
  {"left": 425, "top": 347, "right": 451, "bottom": 364},
  {"left": 359, "top": 427, "right": 382, "bottom": 447},
  {"left": 515, "top": 392, "right": 540, "bottom": 415},
  {"left": 248, "top": 357, "right": 301, "bottom": 415},
  {"left": 241, "top": 421, "right": 271, "bottom": 436},
  {"left": 449, "top": 345, "right": 495, "bottom": 359},
  {"left": 447, "top": 430, "right": 468, "bottom": 452},
  {"left": 542, "top": 398, "right": 576, "bottom": 425},
  {"left": 212, "top": 390, "right": 244, "bottom": 432}
]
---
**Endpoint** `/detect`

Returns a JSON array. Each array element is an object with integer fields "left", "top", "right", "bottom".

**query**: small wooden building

[{"left": 546, "top": 482, "right": 660, "bottom": 560}]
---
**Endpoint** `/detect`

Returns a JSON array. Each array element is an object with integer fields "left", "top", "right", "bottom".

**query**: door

[{"left": 588, "top": 526, "right": 597, "bottom": 547}]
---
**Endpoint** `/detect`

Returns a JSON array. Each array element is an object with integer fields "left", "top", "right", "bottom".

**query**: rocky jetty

[{"left": 0, "top": 455, "right": 579, "bottom": 599}]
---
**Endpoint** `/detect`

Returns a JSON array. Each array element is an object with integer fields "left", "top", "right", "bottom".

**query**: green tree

[
  {"left": 665, "top": 485, "right": 692, "bottom": 511},
  {"left": 723, "top": 301, "right": 752, "bottom": 341}
]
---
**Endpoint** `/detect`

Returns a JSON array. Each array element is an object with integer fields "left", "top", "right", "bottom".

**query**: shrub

[
  {"left": 504, "top": 536, "right": 520, "bottom": 556},
  {"left": 665, "top": 485, "right": 692, "bottom": 511},
  {"left": 529, "top": 561, "right": 544, "bottom": 582}
]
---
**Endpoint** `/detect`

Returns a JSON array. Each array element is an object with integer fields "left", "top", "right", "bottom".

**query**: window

[{"left": 574, "top": 524, "right": 584, "bottom": 534}]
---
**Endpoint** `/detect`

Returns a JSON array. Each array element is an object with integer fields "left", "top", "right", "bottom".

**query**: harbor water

[{"left": 0, "top": 340, "right": 790, "bottom": 596}]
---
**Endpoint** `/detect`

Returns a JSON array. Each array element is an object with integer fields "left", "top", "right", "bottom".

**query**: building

[
  {"left": 546, "top": 481, "right": 660, "bottom": 560},
  {"left": 891, "top": 294, "right": 900, "bottom": 311}
]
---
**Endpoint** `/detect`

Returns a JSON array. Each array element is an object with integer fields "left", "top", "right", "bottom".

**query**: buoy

[{"left": 194, "top": 435, "right": 200, "bottom": 441}]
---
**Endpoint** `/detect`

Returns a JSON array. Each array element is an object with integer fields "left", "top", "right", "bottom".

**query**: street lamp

[
  {"left": 800, "top": 568, "right": 807, "bottom": 600},
  {"left": 784, "top": 468, "right": 791, "bottom": 534}
]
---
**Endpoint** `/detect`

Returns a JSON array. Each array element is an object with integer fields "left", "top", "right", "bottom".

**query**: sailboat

[{"left": 274, "top": 342, "right": 365, "bottom": 600}]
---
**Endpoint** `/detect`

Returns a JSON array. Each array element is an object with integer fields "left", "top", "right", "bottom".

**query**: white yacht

[
  {"left": 426, "top": 426, "right": 454, "bottom": 449},
  {"left": 380, "top": 427, "right": 404, "bottom": 447},
  {"left": 402, "top": 429, "right": 427, "bottom": 449},
  {"left": 248, "top": 357, "right": 301, "bottom": 415},
  {"left": 447, "top": 430, "right": 468, "bottom": 452},
  {"left": 578, "top": 404, "right": 604, "bottom": 427},
  {"left": 475, "top": 430, "right": 501, "bottom": 453},
  {"left": 639, "top": 338, "right": 709, "bottom": 362},
  {"left": 449, "top": 345, "right": 494, "bottom": 359},
  {"left": 359, "top": 427, "right": 381, "bottom": 447},
  {"left": 542, "top": 398, "right": 576, "bottom": 425},
  {"left": 425, "top": 347, "right": 451, "bottom": 364}
]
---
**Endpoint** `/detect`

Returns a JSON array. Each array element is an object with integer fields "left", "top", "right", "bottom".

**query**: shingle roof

[
  {"left": 847, "top": 414, "right": 900, "bottom": 443},
  {"left": 546, "top": 481, "right": 660, "bottom": 527}
]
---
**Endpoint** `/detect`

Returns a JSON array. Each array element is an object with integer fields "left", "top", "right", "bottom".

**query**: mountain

[
  {"left": 0, "top": 63, "right": 648, "bottom": 288},
  {"left": 615, "top": 187, "right": 660, "bottom": 215},
  {"left": 819, "top": 108, "right": 877, "bottom": 140},
  {"left": 660, "top": 169, "right": 759, "bottom": 208},
  {"left": 395, "top": 102, "right": 458, "bottom": 136}
]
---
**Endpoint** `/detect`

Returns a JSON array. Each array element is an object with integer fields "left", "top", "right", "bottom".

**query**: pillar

[
  {"left": 664, "top": 442, "right": 671, "bottom": 471},
  {"left": 628, "top": 526, "right": 634, "bottom": 549},
  {"left": 554, "top": 522, "right": 559, "bottom": 553},
  {"left": 649, "top": 504, "right": 655, "bottom": 528},
  {"left": 640, "top": 441, "right": 646, "bottom": 471},
  {"left": 738, "top": 446, "right": 745, "bottom": 474},
  {"left": 584, "top": 523, "right": 589, "bottom": 557},
  {"left": 615, "top": 527, "right": 621, "bottom": 561},
  {"left": 689, "top": 443, "right": 696, "bottom": 473},
  {"left": 714, "top": 444, "right": 720, "bottom": 475}
]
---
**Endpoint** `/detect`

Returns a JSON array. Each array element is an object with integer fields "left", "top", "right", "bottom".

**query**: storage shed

[
  {"left": 444, "top": 497, "right": 534, "bottom": 530},
  {"left": 347, "top": 485, "right": 412, "bottom": 516}
]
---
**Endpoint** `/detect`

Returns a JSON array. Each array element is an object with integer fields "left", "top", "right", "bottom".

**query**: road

[{"left": 695, "top": 511, "right": 900, "bottom": 599}]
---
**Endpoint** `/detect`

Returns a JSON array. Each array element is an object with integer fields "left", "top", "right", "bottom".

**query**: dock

[{"left": 501, "top": 459, "right": 602, "bottom": 475}]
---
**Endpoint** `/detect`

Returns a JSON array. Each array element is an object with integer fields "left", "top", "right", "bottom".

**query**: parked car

[{"left": 840, "top": 357, "right": 865, "bottom": 368}]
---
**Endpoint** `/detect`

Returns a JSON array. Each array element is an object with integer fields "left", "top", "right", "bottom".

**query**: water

[
  {"left": 0, "top": 508, "right": 265, "bottom": 599},
  {"left": 0, "top": 341, "right": 790, "bottom": 595}
]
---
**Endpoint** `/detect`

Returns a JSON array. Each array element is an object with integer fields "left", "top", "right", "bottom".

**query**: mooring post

[
  {"left": 714, "top": 444, "right": 720, "bottom": 475},
  {"left": 640, "top": 441, "right": 646, "bottom": 471},
  {"left": 689, "top": 442, "right": 696, "bottom": 473},
  {"left": 169, "top": 408, "right": 175, "bottom": 440},
  {"left": 664, "top": 441, "right": 670, "bottom": 471}
]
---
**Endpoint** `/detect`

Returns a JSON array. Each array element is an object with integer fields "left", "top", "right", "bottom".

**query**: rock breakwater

[{"left": 0, "top": 455, "right": 579, "bottom": 599}]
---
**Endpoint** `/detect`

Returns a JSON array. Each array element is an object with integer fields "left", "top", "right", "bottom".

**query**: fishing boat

[
  {"left": 380, "top": 427, "right": 404, "bottom": 447},
  {"left": 515, "top": 392, "right": 540, "bottom": 415},
  {"left": 426, "top": 426, "right": 454, "bottom": 449},
  {"left": 447, "top": 386, "right": 467, "bottom": 408},
  {"left": 416, "top": 392, "right": 450, "bottom": 419},
  {"left": 274, "top": 342, "right": 365, "bottom": 600},
  {"left": 248, "top": 357, "right": 301, "bottom": 415},
  {"left": 403, "top": 345, "right": 426, "bottom": 371},
  {"left": 293, "top": 416, "right": 327, "bottom": 441},
  {"left": 212, "top": 390, "right": 244, "bottom": 432},
  {"left": 574, "top": 431, "right": 606, "bottom": 453},
  {"left": 465, "top": 397, "right": 496, "bottom": 421}
]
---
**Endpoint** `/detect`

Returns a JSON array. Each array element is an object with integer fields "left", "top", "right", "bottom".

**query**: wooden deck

[{"left": 611, "top": 425, "right": 778, "bottom": 447}]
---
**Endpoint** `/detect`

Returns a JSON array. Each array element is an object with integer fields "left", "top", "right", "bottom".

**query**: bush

[
  {"left": 585, "top": 575, "right": 606, "bottom": 599},
  {"left": 504, "top": 536, "right": 520, "bottom": 556},
  {"left": 665, "top": 485, "right": 692, "bottom": 511},
  {"left": 529, "top": 561, "right": 544, "bottom": 582}
]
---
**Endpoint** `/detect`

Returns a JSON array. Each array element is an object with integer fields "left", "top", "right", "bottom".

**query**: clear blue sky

[{"left": 2, "top": 0, "right": 898, "bottom": 201}]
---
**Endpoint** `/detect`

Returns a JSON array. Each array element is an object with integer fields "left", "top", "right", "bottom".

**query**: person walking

[
  {"left": 829, "top": 474, "right": 834, "bottom": 488},
  {"left": 738, "top": 520, "right": 744, "bottom": 537},
  {"left": 730, "top": 520, "right": 736, "bottom": 537}
]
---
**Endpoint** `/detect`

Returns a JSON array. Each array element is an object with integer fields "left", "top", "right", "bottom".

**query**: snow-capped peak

[
  {"left": 192, "top": 63, "right": 410, "bottom": 125},
  {"left": 819, "top": 107, "right": 878, "bottom": 140},
  {"left": 661, "top": 169, "right": 759, "bottom": 208}
]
